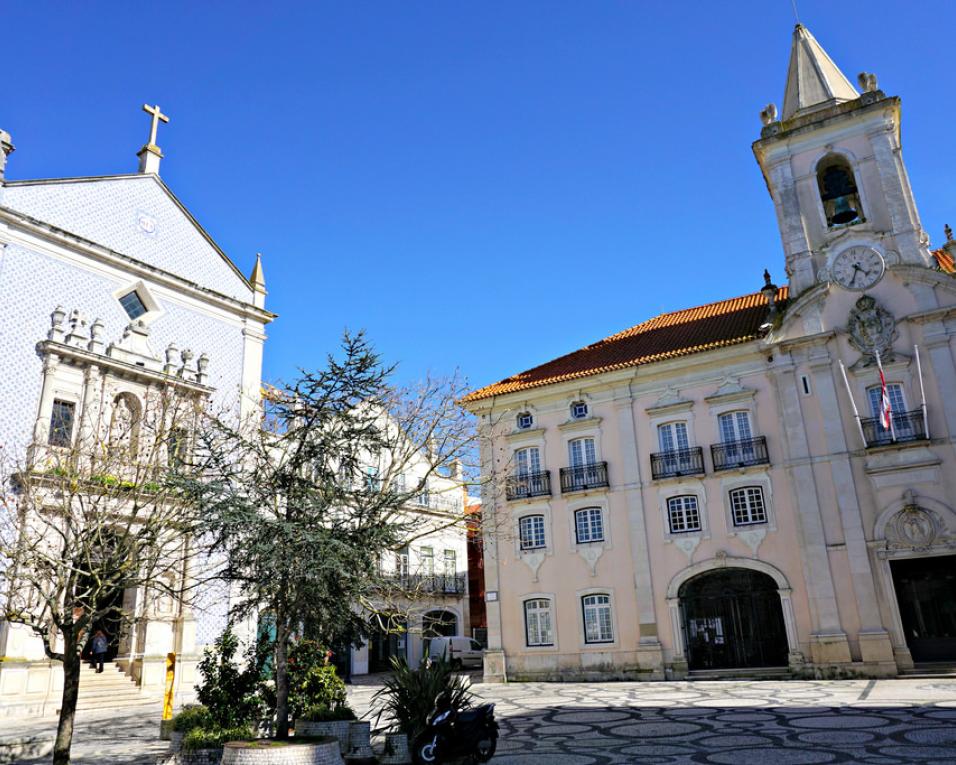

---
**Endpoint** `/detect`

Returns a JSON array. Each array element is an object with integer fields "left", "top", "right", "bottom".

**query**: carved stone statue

[{"left": 847, "top": 295, "right": 898, "bottom": 364}]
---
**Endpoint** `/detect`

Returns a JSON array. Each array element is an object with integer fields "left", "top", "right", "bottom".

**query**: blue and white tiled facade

[{"left": 0, "top": 155, "right": 273, "bottom": 715}]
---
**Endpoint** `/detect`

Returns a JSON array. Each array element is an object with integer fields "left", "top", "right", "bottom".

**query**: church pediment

[{"left": 3, "top": 174, "right": 252, "bottom": 302}]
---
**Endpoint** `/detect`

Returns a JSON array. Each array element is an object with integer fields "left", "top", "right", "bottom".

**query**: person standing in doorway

[{"left": 91, "top": 630, "right": 108, "bottom": 673}]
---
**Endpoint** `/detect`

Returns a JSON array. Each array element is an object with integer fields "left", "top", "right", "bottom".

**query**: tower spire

[{"left": 782, "top": 25, "right": 858, "bottom": 120}]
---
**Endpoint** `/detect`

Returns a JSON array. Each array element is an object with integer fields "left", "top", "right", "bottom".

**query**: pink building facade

[{"left": 464, "top": 26, "right": 956, "bottom": 681}]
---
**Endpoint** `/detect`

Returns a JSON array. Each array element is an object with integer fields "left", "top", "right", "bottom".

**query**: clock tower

[{"left": 753, "top": 25, "right": 934, "bottom": 298}]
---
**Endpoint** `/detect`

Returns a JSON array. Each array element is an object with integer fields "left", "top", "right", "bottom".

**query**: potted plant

[
  {"left": 159, "top": 725, "right": 255, "bottom": 765},
  {"left": 295, "top": 703, "right": 356, "bottom": 754},
  {"left": 169, "top": 706, "right": 213, "bottom": 753},
  {"left": 220, "top": 737, "right": 343, "bottom": 765},
  {"left": 371, "top": 658, "right": 473, "bottom": 754}
]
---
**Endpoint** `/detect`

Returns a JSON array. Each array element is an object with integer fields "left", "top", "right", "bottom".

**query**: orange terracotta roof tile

[
  {"left": 933, "top": 248, "right": 956, "bottom": 275},
  {"left": 464, "top": 287, "right": 789, "bottom": 403}
]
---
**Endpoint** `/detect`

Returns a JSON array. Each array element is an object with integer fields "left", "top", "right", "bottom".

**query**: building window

[
  {"left": 570, "top": 401, "right": 588, "bottom": 419},
  {"left": 574, "top": 507, "right": 604, "bottom": 544},
  {"left": 524, "top": 598, "right": 554, "bottom": 646},
  {"left": 582, "top": 594, "right": 613, "bottom": 643},
  {"left": 119, "top": 290, "right": 148, "bottom": 320},
  {"left": 568, "top": 437, "right": 596, "bottom": 467},
  {"left": 395, "top": 546, "right": 410, "bottom": 579},
  {"left": 729, "top": 486, "right": 767, "bottom": 526},
  {"left": 817, "top": 157, "right": 863, "bottom": 228},
  {"left": 516, "top": 412, "right": 534, "bottom": 430},
  {"left": 418, "top": 546, "right": 434, "bottom": 575},
  {"left": 718, "top": 411, "right": 753, "bottom": 443},
  {"left": 365, "top": 466, "right": 381, "bottom": 491},
  {"left": 48, "top": 399, "right": 76, "bottom": 447},
  {"left": 519, "top": 515, "right": 546, "bottom": 550},
  {"left": 667, "top": 495, "right": 701, "bottom": 533},
  {"left": 658, "top": 421, "right": 690, "bottom": 453},
  {"left": 867, "top": 382, "right": 907, "bottom": 428},
  {"left": 443, "top": 549, "right": 456, "bottom": 575},
  {"left": 515, "top": 446, "right": 541, "bottom": 475}
]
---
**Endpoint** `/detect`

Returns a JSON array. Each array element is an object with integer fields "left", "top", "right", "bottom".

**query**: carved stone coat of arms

[{"left": 847, "top": 295, "right": 898, "bottom": 364}]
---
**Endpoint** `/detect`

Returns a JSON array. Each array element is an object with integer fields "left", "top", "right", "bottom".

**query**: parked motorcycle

[{"left": 412, "top": 690, "right": 499, "bottom": 764}]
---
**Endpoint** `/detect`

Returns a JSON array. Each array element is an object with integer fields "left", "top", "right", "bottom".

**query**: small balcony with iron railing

[
  {"left": 711, "top": 436, "right": 770, "bottom": 472},
  {"left": 560, "top": 461, "right": 609, "bottom": 493},
  {"left": 505, "top": 470, "right": 552, "bottom": 501},
  {"left": 860, "top": 409, "right": 928, "bottom": 449},
  {"left": 380, "top": 572, "right": 467, "bottom": 596},
  {"left": 650, "top": 447, "right": 705, "bottom": 480}
]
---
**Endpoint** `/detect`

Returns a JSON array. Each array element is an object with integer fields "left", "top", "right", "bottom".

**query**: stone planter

[
  {"left": 221, "top": 738, "right": 343, "bottom": 765},
  {"left": 380, "top": 732, "right": 411, "bottom": 764},
  {"left": 159, "top": 747, "right": 223, "bottom": 765},
  {"left": 170, "top": 731, "right": 186, "bottom": 752},
  {"left": 295, "top": 720, "right": 351, "bottom": 754},
  {"left": 346, "top": 721, "right": 373, "bottom": 761}
]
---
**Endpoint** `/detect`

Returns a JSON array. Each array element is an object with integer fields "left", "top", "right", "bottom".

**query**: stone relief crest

[
  {"left": 885, "top": 503, "right": 942, "bottom": 550},
  {"left": 847, "top": 295, "right": 898, "bottom": 364}
]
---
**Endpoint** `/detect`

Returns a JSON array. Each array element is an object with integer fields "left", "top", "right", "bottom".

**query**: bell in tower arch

[{"left": 818, "top": 161, "right": 863, "bottom": 227}]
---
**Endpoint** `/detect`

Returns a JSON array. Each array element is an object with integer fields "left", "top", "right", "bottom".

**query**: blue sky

[{"left": 4, "top": 2, "right": 955, "bottom": 391}]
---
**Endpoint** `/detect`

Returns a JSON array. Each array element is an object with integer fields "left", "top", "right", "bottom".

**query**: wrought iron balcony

[
  {"left": 650, "top": 447, "right": 705, "bottom": 480},
  {"left": 711, "top": 436, "right": 770, "bottom": 472},
  {"left": 861, "top": 409, "right": 928, "bottom": 449},
  {"left": 380, "top": 572, "right": 467, "bottom": 596},
  {"left": 505, "top": 470, "right": 552, "bottom": 501},
  {"left": 560, "top": 461, "right": 609, "bottom": 493}
]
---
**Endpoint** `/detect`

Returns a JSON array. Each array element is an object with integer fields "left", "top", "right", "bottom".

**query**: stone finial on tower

[
  {"left": 137, "top": 104, "right": 170, "bottom": 175},
  {"left": 759, "top": 270, "right": 780, "bottom": 332},
  {"left": 782, "top": 25, "right": 859, "bottom": 120},
  {"left": 857, "top": 72, "right": 879, "bottom": 93},
  {"left": 250, "top": 253, "right": 267, "bottom": 309},
  {"left": 760, "top": 103, "right": 778, "bottom": 126},
  {"left": 0, "top": 130, "right": 14, "bottom": 181}
]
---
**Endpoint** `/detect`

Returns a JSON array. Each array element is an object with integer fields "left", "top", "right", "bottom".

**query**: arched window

[
  {"left": 574, "top": 507, "right": 604, "bottom": 544},
  {"left": 519, "top": 515, "right": 546, "bottom": 550},
  {"left": 817, "top": 157, "right": 863, "bottom": 228},
  {"left": 581, "top": 594, "right": 614, "bottom": 643},
  {"left": 524, "top": 598, "right": 554, "bottom": 646}
]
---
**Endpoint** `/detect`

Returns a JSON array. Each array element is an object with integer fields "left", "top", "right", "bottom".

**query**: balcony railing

[
  {"left": 711, "top": 436, "right": 770, "bottom": 471},
  {"left": 560, "top": 461, "right": 609, "bottom": 493},
  {"left": 505, "top": 470, "right": 552, "bottom": 501},
  {"left": 650, "top": 447, "right": 705, "bottom": 480},
  {"left": 381, "top": 572, "right": 466, "bottom": 595},
  {"left": 861, "top": 409, "right": 928, "bottom": 449}
]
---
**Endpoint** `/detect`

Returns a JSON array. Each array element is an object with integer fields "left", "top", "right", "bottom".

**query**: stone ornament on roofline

[{"left": 847, "top": 295, "right": 898, "bottom": 365}]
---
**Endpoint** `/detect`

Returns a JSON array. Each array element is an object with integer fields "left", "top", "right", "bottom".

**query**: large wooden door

[{"left": 891, "top": 555, "right": 956, "bottom": 663}]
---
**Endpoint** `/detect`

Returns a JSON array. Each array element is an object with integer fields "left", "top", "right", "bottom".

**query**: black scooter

[{"left": 412, "top": 690, "right": 498, "bottom": 764}]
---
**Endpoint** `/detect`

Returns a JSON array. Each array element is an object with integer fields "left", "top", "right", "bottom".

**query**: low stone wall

[
  {"left": 158, "top": 748, "right": 223, "bottom": 765},
  {"left": 221, "top": 738, "right": 343, "bottom": 765},
  {"left": 294, "top": 721, "right": 350, "bottom": 754}
]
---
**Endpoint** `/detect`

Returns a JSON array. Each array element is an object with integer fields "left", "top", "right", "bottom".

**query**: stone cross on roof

[{"left": 137, "top": 103, "right": 170, "bottom": 175}]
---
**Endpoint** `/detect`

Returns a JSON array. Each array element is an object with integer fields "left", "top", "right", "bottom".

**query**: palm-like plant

[{"left": 371, "top": 658, "right": 473, "bottom": 740}]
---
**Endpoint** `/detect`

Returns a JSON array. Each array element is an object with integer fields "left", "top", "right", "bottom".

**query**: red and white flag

[{"left": 875, "top": 350, "right": 892, "bottom": 430}]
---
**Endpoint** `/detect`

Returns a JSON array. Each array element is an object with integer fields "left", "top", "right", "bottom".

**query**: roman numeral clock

[{"left": 830, "top": 245, "right": 886, "bottom": 291}]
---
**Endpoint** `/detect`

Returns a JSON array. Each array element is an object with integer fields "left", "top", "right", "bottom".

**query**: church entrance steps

[
  {"left": 901, "top": 662, "right": 956, "bottom": 678},
  {"left": 686, "top": 666, "right": 792, "bottom": 681},
  {"left": 62, "top": 663, "right": 153, "bottom": 713}
]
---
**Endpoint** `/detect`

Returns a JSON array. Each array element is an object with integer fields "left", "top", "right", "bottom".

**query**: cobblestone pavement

[{"left": 4, "top": 676, "right": 956, "bottom": 764}]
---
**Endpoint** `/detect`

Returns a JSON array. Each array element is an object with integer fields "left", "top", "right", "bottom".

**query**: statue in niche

[
  {"left": 110, "top": 393, "right": 141, "bottom": 455},
  {"left": 847, "top": 295, "right": 898, "bottom": 364}
]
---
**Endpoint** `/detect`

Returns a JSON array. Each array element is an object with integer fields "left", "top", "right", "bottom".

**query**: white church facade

[
  {"left": 465, "top": 26, "right": 956, "bottom": 682},
  {"left": 0, "top": 107, "right": 274, "bottom": 715}
]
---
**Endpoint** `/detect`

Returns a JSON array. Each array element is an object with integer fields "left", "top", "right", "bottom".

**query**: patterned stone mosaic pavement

[{"left": 4, "top": 676, "right": 956, "bottom": 763}]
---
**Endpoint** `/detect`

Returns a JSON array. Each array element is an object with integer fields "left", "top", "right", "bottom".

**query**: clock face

[{"left": 831, "top": 246, "right": 885, "bottom": 291}]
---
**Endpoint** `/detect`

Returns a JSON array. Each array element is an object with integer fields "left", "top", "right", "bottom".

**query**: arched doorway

[
  {"left": 423, "top": 609, "right": 458, "bottom": 638},
  {"left": 680, "top": 568, "right": 788, "bottom": 670}
]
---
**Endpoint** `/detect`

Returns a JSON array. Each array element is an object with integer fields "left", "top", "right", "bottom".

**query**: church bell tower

[{"left": 753, "top": 25, "right": 933, "bottom": 298}]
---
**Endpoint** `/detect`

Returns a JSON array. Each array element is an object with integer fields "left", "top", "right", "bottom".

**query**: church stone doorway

[
  {"left": 680, "top": 568, "right": 788, "bottom": 671},
  {"left": 891, "top": 555, "right": 956, "bottom": 663}
]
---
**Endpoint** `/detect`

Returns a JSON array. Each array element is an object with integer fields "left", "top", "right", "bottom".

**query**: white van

[{"left": 427, "top": 636, "right": 484, "bottom": 669}]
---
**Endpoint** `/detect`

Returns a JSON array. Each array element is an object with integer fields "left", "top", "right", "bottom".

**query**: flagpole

[
  {"left": 875, "top": 349, "right": 897, "bottom": 442},
  {"left": 915, "top": 344, "right": 929, "bottom": 438},
  {"left": 839, "top": 360, "right": 867, "bottom": 448}
]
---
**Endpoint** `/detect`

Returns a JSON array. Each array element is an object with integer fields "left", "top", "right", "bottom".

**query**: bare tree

[
  {"left": 0, "top": 386, "right": 210, "bottom": 765},
  {"left": 185, "top": 331, "right": 478, "bottom": 738}
]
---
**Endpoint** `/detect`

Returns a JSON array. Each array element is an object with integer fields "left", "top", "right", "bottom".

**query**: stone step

[
  {"left": 687, "top": 666, "right": 792, "bottom": 681},
  {"left": 901, "top": 662, "right": 956, "bottom": 678}
]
